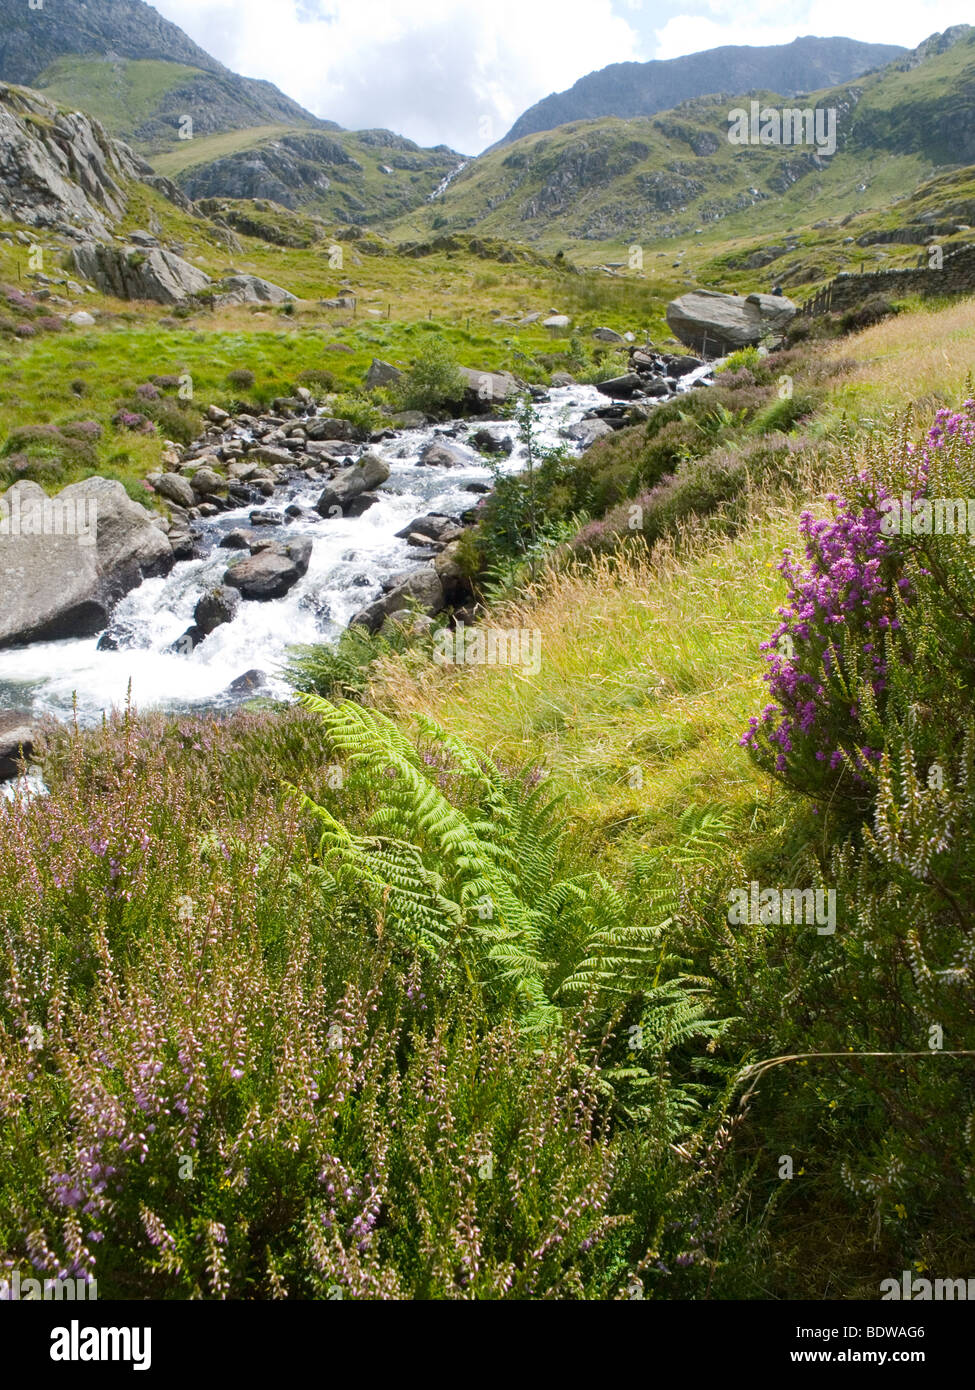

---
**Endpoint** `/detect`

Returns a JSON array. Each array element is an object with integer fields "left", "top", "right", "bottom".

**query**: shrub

[
  {"left": 717, "top": 346, "right": 761, "bottom": 374},
  {"left": 840, "top": 294, "right": 899, "bottom": 335},
  {"left": 742, "top": 400, "right": 975, "bottom": 807},
  {"left": 227, "top": 368, "right": 255, "bottom": 391},
  {"left": 392, "top": 337, "right": 466, "bottom": 415},
  {"left": 0, "top": 421, "right": 102, "bottom": 484},
  {"left": 294, "top": 368, "right": 337, "bottom": 392}
]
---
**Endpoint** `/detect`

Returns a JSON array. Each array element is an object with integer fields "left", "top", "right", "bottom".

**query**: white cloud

[
  {"left": 652, "top": 0, "right": 975, "bottom": 60},
  {"left": 152, "top": 0, "right": 640, "bottom": 152}
]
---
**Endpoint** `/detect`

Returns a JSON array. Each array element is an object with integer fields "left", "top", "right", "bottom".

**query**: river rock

[
  {"left": 595, "top": 373, "right": 644, "bottom": 399},
  {"left": 194, "top": 585, "right": 240, "bottom": 635},
  {"left": 562, "top": 418, "right": 614, "bottom": 446},
  {"left": 223, "top": 549, "right": 300, "bottom": 600},
  {"left": 0, "top": 711, "right": 35, "bottom": 782},
  {"left": 154, "top": 472, "right": 196, "bottom": 509},
  {"left": 351, "top": 566, "right": 445, "bottom": 633},
  {"left": 228, "top": 669, "right": 267, "bottom": 694},
  {"left": 418, "top": 438, "right": 472, "bottom": 468},
  {"left": 0, "top": 478, "right": 174, "bottom": 648},
  {"left": 665, "top": 290, "right": 797, "bottom": 353},
  {"left": 305, "top": 418, "right": 359, "bottom": 443},
  {"left": 317, "top": 453, "right": 390, "bottom": 517},
  {"left": 434, "top": 540, "right": 472, "bottom": 606},
  {"left": 344, "top": 492, "right": 379, "bottom": 518},
  {"left": 190, "top": 466, "right": 226, "bottom": 498},
  {"left": 249, "top": 509, "right": 285, "bottom": 527},
  {"left": 395, "top": 513, "right": 460, "bottom": 543}
]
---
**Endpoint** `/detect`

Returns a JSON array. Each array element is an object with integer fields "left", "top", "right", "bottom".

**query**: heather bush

[
  {"left": 0, "top": 704, "right": 730, "bottom": 1299},
  {"left": 741, "top": 402, "right": 975, "bottom": 809},
  {"left": 724, "top": 402, "right": 975, "bottom": 1287}
]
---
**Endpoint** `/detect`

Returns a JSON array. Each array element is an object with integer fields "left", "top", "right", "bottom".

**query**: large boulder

[
  {"left": 351, "top": 566, "right": 445, "bottom": 633},
  {"left": 72, "top": 242, "right": 212, "bottom": 305},
  {"left": 0, "top": 477, "right": 174, "bottom": 647},
  {"left": 365, "top": 359, "right": 403, "bottom": 390},
  {"left": 0, "top": 711, "right": 35, "bottom": 782},
  {"left": 458, "top": 367, "right": 519, "bottom": 407},
  {"left": 666, "top": 290, "right": 797, "bottom": 354},
  {"left": 316, "top": 453, "right": 390, "bottom": 517},
  {"left": 214, "top": 274, "right": 295, "bottom": 306},
  {"left": 154, "top": 472, "right": 196, "bottom": 509},
  {"left": 223, "top": 549, "right": 299, "bottom": 601}
]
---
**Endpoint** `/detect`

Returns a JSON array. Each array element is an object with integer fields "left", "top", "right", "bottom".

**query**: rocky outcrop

[
  {"left": 666, "top": 290, "right": 797, "bottom": 353},
  {"left": 213, "top": 274, "right": 296, "bottom": 306},
  {"left": 0, "top": 82, "right": 141, "bottom": 235},
  {"left": 0, "top": 81, "right": 193, "bottom": 237},
  {"left": 316, "top": 454, "right": 390, "bottom": 517},
  {"left": 72, "top": 242, "right": 212, "bottom": 305},
  {"left": 0, "top": 477, "right": 174, "bottom": 648}
]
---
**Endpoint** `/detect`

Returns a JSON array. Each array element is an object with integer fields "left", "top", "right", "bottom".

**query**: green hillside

[{"left": 394, "top": 28, "right": 975, "bottom": 267}]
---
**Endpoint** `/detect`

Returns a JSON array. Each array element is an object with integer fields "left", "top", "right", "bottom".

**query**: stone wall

[{"left": 800, "top": 243, "right": 975, "bottom": 315}]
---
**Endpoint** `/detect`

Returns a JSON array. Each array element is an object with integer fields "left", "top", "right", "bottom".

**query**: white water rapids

[
  {"left": 0, "top": 361, "right": 716, "bottom": 729},
  {"left": 0, "top": 386, "right": 613, "bottom": 725}
]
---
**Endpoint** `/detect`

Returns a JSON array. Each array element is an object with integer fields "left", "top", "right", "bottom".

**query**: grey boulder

[
  {"left": 194, "top": 586, "right": 240, "bottom": 635},
  {"left": 317, "top": 453, "right": 390, "bottom": 517},
  {"left": 0, "top": 710, "right": 35, "bottom": 782},
  {"left": 0, "top": 477, "right": 174, "bottom": 647},
  {"left": 666, "top": 290, "right": 797, "bottom": 354},
  {"left": 73, "top": 242, "right": 211, "bottom": 305}
]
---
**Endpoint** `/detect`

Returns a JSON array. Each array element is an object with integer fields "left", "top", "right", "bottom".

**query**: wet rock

[
  {"left": 154, "top": 472, "right": 196, "bottom": 509},
  {"left": 228, "top": 669, "right": 267, "bottom": 694},
  {"left": 249, "top": 509, "right": 285, "bottom": 527},
  {"left": 220, "top": 527, "right": 263, "bottom": 550},
  {"left": 0, "top": 477, "right": 173, "bottom": 648},
  {"left": 562, "top": 418, "right": 614, "bottom": 446},
  {"left": 317, "top": 453, "right": 390, "bottom": 517},
  {"left": 194, "top": 585, "right": 240, "bottom": 635},
  {"left": 224, "top": 549, "right": 300, "bottom": 600},
  {"left": 417, "top": 437, "right": 472, "bottom": 468},
  {"left": 0, "top": 711, "right": 35, "bottom": 782},
  {"left": 344, "top": 492, "right": 379, "bottom": 518},
  {"left": 595, "top": 373, "right": 644, "bottom": 399}
]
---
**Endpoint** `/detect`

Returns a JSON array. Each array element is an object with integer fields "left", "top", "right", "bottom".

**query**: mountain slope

[
  {"left": 405, "top": 28, "right": 975, "bottom": 255},
  {"left": 501, "top": 35, "right": 907, "bottom": 145},
  {"left": 0, "top": 0, "right": 322, "bottom": 142}
]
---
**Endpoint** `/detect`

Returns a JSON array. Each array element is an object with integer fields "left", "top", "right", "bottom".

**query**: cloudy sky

[{"left": 152, "top": 0, "right": 972, "bottom": 153}]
